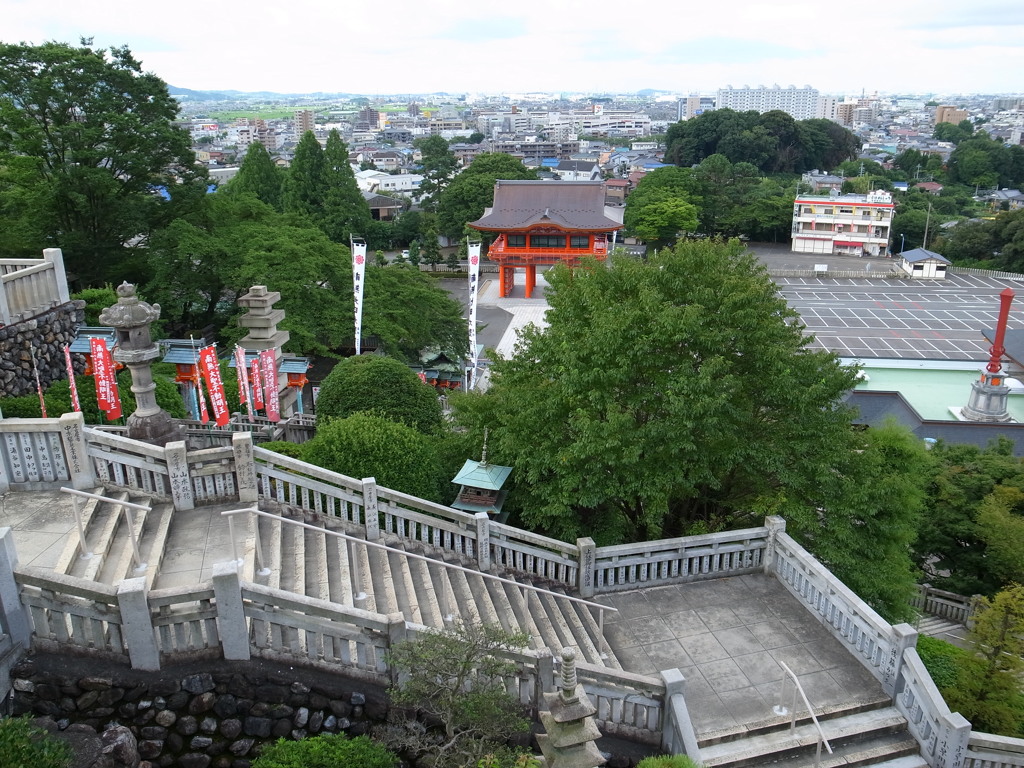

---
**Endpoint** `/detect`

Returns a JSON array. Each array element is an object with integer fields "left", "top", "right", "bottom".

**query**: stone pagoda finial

[
  {"left": 560, "top": 646, "right": 579, "bottom": 704},
  {"left": 536, "top": 646, "right": 605, "bottom": 768},
  {"left": 480, "top": 427, "right": 489, "bottom": 467}
]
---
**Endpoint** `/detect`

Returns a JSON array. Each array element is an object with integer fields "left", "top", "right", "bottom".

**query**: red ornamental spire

[{"left": 987, "top": 288, "right": 1015, "bottom": 374}]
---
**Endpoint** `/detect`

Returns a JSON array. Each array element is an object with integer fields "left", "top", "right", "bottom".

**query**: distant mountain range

[{"left": 168, "top": 85, "right": 666, "bottom": 101}]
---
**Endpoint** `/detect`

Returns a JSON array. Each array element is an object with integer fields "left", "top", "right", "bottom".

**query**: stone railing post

[
  {"left": 0, "top": 528, "right": 31, "bottom": 649},
  {"left": 362, "top": 477, "right": 379, "bottom": 541},
  {"left": 165, "top": 441, "right": 195, "bottom": 511},
  {"left": 117, "top": 577, "right": 160, "bottom": 671},
  {"left": 387, "top": 613, "right": 407, "bottom": 685},
  {"left": 660, "top": 668, "right": 701, "bottom": 758},
  {"left": 763, "top": 515, "right": 786, "bottom": 574},
  {"left": 0, "top": 274, "right": 11, "bottom": 326},
  {"left": 475, "top": 512, "right": 490, "bottom": 571},
  {"left": 43, "top": 248, "right": 70, "bottom": 305},
  {"left": 212, "top": 562, "right": 250, "bottom": 661},
  {"left": 59, "top": 412, "right": 95, "bottom": 490},
  {"left": 936, "top": 711, "right": 971, "bottom": 768},
  {"left": 232, "top": 432, "right": 258, "bottom": 504},
  {"left": 577, "top": 537, "right": 596, "bottom": 598},
  {"left": 885, "top": 624, "right": 919, "bottom": 699}
]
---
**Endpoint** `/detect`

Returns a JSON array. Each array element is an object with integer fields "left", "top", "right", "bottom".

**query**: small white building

[
  {"left": 791, "top": 189, "right": 895, "bottom": 257},
  {"left": 900, "top": 247, "right": 951, "bottom": 279}
]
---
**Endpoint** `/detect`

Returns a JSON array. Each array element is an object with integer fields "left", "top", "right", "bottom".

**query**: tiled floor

[{"left": 595, "top": 573, "right": 888, "bottom": 738}]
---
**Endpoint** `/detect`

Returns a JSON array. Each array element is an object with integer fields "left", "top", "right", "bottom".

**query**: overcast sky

[{"left": 5, "top": 0, "right": 1023, "bottom": 97}]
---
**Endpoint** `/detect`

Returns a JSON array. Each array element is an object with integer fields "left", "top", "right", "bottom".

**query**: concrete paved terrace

[
  {"left": 595, "top": 575, "right": 888, "bottom": 739},
  {"left": 2, "top": 488, "right": 888, "bottom": 743}
]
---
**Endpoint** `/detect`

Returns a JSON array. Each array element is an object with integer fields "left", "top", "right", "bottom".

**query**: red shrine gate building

[{"left": 469, "top": 180, "right": 624, "bottom": 298}]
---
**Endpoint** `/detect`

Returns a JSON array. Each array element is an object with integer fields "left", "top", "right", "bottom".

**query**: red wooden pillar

[{"left": 525, "top": 265, "right": 536, "bottom": 298}]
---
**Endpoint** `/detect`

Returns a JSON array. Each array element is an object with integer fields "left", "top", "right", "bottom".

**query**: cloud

[
  {"left": 653, "top": 38, "right": 822, "bottom": 65},
  {"left": 436, "top": 17, "right": 527, "bottom": 42}
]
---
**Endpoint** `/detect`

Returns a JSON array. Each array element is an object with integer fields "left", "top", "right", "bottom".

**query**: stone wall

[
  {"left": 0, "top": 301, "right": 86, "bottom": 398},
  {"left": 10, "top": 653, "right": 390, "bottom": 768}
]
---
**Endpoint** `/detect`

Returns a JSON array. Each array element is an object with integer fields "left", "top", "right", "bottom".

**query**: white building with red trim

[{"left": 791, "top": 190, "right": 895, "bottom": 257}]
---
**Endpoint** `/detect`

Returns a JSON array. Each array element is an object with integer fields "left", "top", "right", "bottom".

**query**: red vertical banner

[
  {"left": 195, "top": 365, "right": 210, "bottom": 424},
  {"left": 199, "top": 346, "right": 230, "bottom": 427},
  {"left": 235, "top": 346, "right": 254, "bottom": 422},
  {"left": 89, "top": 338, "right": 121, "bottom": 421},
  {"left": 260, "top": 349, "right": 280, "bottom": 422},
  {"left": 63, "top": 345, "right": 81, "bottom": 412},
  {"left": 251, "top": 358, "right": 264, "bottom": 411}
]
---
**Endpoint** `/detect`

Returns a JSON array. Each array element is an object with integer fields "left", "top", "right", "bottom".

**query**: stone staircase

[
  {"left": 699, "top": 697, "right": 926, "bottom": 768},
  {"left": 53, "top": 490, "right": 173, "bottom": 589},
  {"left": 251, "top": 508, "right": 623, "bottom": 669},
  {"left": 914, "top": 614, "right": 963, "bottom": 640}
]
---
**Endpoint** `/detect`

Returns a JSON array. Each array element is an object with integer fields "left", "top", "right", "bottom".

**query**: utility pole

[{"left": 923, "top": 201, "right": 932, "bottom": 250}]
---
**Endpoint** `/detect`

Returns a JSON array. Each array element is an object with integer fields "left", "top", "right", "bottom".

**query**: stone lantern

[{"left": 99, "top": 283, "right": 182, "bottom": 445}]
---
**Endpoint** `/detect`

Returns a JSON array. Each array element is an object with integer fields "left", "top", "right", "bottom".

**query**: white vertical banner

[
  {"left": 351, "top": 237, "right": 367, "bottom": 356},
  {"left": 467, "top": 240, "right": 481, "bottom": 390}
]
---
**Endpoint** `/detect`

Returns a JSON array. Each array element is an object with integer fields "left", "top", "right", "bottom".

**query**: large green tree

[
  {"left": 0, "top": 40, "right": 204, "bottom": 285},
  {"left": 228, "top": 142, "right": 283, "bottom": 210},
  {"left": 436, "top": 153, "right": 536, "bottom": 239},
  {"left": 415, "top": 135, "right": 460, "bottom": 208},
  {"left": 320, "top": 129, "right": 373, "bottom": 244},
  {"left": 283, "top": 131, "right": 327, "bottom": 218}
]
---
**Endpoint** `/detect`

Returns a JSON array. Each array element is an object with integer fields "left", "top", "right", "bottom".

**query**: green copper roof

[{"left": 451, "top": 459, "right": 512, "bottom": 491}]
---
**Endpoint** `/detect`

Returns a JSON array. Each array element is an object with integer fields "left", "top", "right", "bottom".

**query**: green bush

[
  {"left": 0, "top": 716, "right": 73, "bottom": 768},
  {"left": 260, "top": 441, "right": 306, "bottom": 459},
  {"left": 637, "top": 756, "right": 703, "bottom": 768},
  {"left": 916, "top": 635, "right": 967, "bottom": 690},
  {"left": 252, "top": 733, "right": 397, "bottom": 768}
]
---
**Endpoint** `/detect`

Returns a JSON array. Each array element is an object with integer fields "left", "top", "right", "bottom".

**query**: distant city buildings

[
  {"left": 934, "top": 105, "right": 969, "bottom": 125},
  {"left": 716, "top": 85, "right": 833, "bottom": 121}
]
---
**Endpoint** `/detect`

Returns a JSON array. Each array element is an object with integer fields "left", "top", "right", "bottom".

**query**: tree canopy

[
  {"left": 315, "top": 355, "right": 443, "bottom": 434},
  {"left": 436, "top": 153, "right": 536, "bottom": 239},
  {"left": 0, "top": 40, "right": 204, "bottom": 285}
]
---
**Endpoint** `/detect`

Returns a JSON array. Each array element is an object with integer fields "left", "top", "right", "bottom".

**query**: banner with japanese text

[
  {"left": 90, "top": 337, "right": 121, "bottom": 421},
  {"left": 235, "top": 346, "right": 254, "bottom": 422},
  {"left": 260, "top": 349, "right": 280, "bottom": 422},
  {"left": 467, "top": 240, "right": 482, "bottom": 389},
  {"left": 199, "top": 345, "right": 230, "bottom": 427},
  {"left": 352, "top": 238, "right": 367, "bottom": 355},
  {"left": 251, "top": 358, "right": 264, "bottom": 411},
  {"left": 63, "top": 344, "right": 80, "bottom": 412}
]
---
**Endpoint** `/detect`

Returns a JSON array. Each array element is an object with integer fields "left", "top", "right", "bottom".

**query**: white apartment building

[
  {"left": 791, "top": 190, "right": 895, "bottom": 257},
  {"left": 717, "top": 85, "right": 828, "bottom": 121}
]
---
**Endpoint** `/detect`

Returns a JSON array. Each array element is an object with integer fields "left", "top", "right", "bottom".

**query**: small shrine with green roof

[{"left": 450, "top": 434, "right": 512, "bottom": 520}]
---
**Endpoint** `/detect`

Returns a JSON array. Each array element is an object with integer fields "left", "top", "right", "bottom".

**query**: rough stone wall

[
  {"left": 0, "top": 300, "right": 86, "bottom": 398},
  {"left": 10, "top": 654, "right": 390, "bottom": 768}
]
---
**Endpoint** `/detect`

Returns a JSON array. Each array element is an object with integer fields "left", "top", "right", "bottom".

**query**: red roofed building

[{"left": 469, "top": 180, "right": 624, "bottom": 298}]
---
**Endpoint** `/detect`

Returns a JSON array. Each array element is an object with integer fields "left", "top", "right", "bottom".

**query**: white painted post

[
  {"left": 0, "top": 528, "right": 32, "bottom": 648},
  {"left": 232, "top": 432, "right": 258, "bottom": 503},
  {"left": 362, "top": 477, "right": 379, "bottom": 541},
  {"left": 212, "top": 561, "right": 251, "bottom": 661},
  {"left": 43, "top": 248, "right": 70, "bottom": 305},
  {"left": 59, "top": 412, "right": 95, "bottom": 490},
  {"left": 474, "top": 512, "right": 490, "bottom": 570},
  {"left": 165, "top": 441, "right": 195, "bottom": 511},
  {"left": 577, "top": 537, "right": 596, "bottom": 598},
  {"left": 117, "top": 577, "right": 160, "bottom": 671},
  {"left": 763, "top": 516, "right": 787, "bottom": 574}
]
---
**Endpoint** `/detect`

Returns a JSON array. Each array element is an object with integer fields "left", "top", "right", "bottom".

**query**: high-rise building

[
  {"left": 934, "top": 105, "right": 968, "bottom": 125},
  {"left": 716, "top": 85, "right": 825, "bottom": 121},
  {"left": 294, "top": 109, "right": 315, "bottom": 134}
]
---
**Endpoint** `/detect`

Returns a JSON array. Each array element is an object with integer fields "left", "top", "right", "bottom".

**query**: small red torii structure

[{"left": 469, "top": 180, "right": 624, "bottom": 299}]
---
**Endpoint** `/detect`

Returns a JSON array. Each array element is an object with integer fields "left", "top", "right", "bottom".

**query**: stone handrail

[
  {"left": 590, "top": 527, "right": 767, "bottom": 594},
  {"left": 912, "top": 585, "right": 977, "bottom": 626},
  {"left": 769, "top": 523, "right": 917, "bottom": 697},
  {"left": 895, "top": 648, "right": 971, "bottom": 768},
  {"left": 0, "top": 249, "right": 70, "bottom": 325},
  {"left": 964, "top": 733, "right": 1024, "bottom": 768},
  {"left": 0, "top": 417, "right": 74, "bottom": 489}
]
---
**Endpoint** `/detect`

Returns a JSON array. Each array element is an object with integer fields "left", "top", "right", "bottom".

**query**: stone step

[
  {"left": 762, "top": 733, "right": 920, "bottom": 768},
  {"left": 71, "top": 492, "right": 131, "bottom": 582},
  {"left": 138, "top": 503, "right": 175, "bottom": 591},
  {"left": 53, "top": 489, "right": 104, "bottom": 576},
  {"left": 546, "top": 588, "right": 605, "bottom": 667},
  {"left": 700, "top": 707, "right": 909, "bottom": 768},
  {"left": 279, "top": 520, "right": 305, "bottom": 594},
  {"left": 368, "top": 544, "right": 399, "bottom": 615},
  {"left": 566, "top": 596, "right": 622, "bottom": 670},
  {"left": 388, "top": 549, "right": 423, "bottom": 625},
  {"left": 353, "top": 540, "right": 376, "bottom": 613},
  {"left": 325, "top": 530, "right": 354, "bottom": 607},
  {"left": 497, "top": 578, "right": 545, "bottom": 649},
  {"left": 409, "top": 555, "right": 443, "bottom": 627},
  {"left": 98, "top": 496, "right": 154, "bottom": 585},
  {"left": 259, "top": 513, "right": 283, "bottom": 590},
  {"left": 916, "top": 616, "right": 962, "bottom": 636},
  {"left": 306, "top": 523, "right": 330, "bottom": 602}
]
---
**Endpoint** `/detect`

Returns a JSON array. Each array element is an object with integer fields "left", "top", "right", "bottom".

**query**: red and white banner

[
  {"left": 199, "top": 345, "right": 230, "bottom": 427},
  {"left": 352, "top": 238, "right": 367, "bottom": 355},
  {"left": 235, "top": 346, "right": 254, "bottom": 422},
  {"left": 90, "top": 338, "right": 121, "bottom": 421},
  {"left": 251, "top": 358, "right": 265, "bottom": 411},
  {"left": 260, "top": 349, "right": 280, "bottom": 422},
  {"left": 63, "top": 345, "right": 81, "bottom": 412}
]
